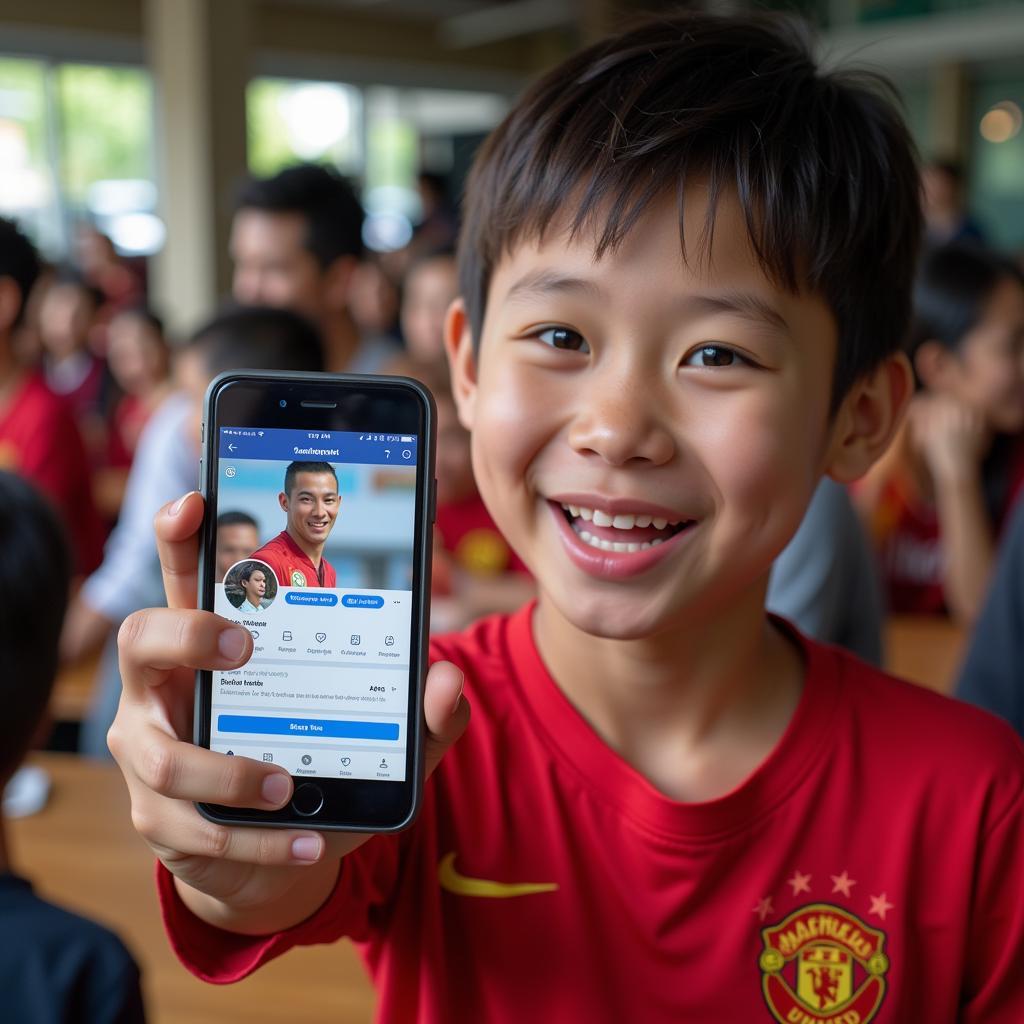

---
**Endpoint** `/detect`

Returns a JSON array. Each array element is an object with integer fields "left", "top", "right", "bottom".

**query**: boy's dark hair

[
  {"left": 0, "top": 472, "right": 72, "bottom": 783},
  {"left": 284, "top": 461, "right": 338, "bottom": 496},
  {"left": 218, "top": 510, "right": 258, "bottom": 530},
  {"left": 0, "top": 217, "right": 42, "bottom": 326},
  {"left": 908, "top": 244, "right": 1024, "bottom": 376},
  {"left": 190, "top": 304, "right": 325, "bottom": 374},
  {"left": 238, "top": 561, "right": 266, "bottom": 585},
  {"left": 235, "top": 164, "right": 365, "bottom": 267},
  {"left": 458, "top": 11, "right": 922, "bottom": 409}
]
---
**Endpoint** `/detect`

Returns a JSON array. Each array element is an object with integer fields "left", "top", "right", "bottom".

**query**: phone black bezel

[{"left": 195, "top": 370, "right": 435, "bottom": 833}]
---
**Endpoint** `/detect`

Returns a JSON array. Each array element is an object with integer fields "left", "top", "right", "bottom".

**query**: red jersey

[
  {"left": 158, "top": 607, "right": 1024, "bottom": 1023},
  {"left": 435, "top": 492, "right": 528, "bottom": 577},
  {"left": 0, "top": 372, "right": 103, "bottom": 573},
  {"left": 248, "top": 530, "right": 336, "bottom": 589}
]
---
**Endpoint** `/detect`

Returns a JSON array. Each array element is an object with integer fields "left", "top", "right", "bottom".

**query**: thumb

[{"left": 422, "top": 660, "right": 470, "bottom": 779}]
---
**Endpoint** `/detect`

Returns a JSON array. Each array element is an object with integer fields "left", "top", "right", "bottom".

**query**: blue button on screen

[
  {"left": 342, "top": 594, "right": 384, "bottom": 608},
  {"left": 218, "top": 715, "right": 400, "bottom": 741}
]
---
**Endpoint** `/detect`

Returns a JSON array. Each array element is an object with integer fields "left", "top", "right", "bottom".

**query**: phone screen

[{"left": 209, "top": 424, "right": 420, "bottom": 784}]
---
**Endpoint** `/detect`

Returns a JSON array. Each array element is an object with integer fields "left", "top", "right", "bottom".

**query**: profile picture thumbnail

[{"left": 224, "top": 559, "right": 279, "bottom": 613}]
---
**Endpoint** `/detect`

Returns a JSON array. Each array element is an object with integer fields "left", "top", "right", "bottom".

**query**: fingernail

[
  {"left": 262, "top": 773, "right": 291, "bottom": 806},
  {"left": 451, "top": 671, "right": 465, "bottom": 716},
  {"left": 218, "top": 627, "right": 248, "bottom": 661},
  {"left": 168, "top": 492, "right": 195, "bottom": 517},
  {"left": 292, "top": 837, "right": 321, "bottom": 862}
]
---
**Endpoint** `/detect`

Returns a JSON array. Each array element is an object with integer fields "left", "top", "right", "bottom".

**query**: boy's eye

[
  {"left": 684, "top": 344, "right": 745, "bottom": 368},
  {"left": 535, "top": 326, "right": 590, "bottom": 353}
]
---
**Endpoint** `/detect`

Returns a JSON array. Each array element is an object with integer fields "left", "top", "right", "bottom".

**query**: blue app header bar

[{"left": 220, "top": 427, "right": 417, "bottom": 466}]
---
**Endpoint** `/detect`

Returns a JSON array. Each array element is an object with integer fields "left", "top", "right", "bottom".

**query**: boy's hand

[
  {"left": 911, "top": 394, "right": 988, "bottom": 485},
  {"left": 108, "top": 491, "right": 469, "bottom": 933}
]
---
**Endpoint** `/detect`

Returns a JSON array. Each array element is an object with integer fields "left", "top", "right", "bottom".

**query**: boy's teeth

[
  {"left": 560, "top": 502, "right": 683, "bottom": 532},
  {"left": 578, "top": 530, "right": 665, "bottom": 553}
]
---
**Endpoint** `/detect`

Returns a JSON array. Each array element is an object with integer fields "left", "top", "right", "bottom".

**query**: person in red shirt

[
  {"left": 107, "top": 14, "right": 1023, "bottom": 1023},
  {"left": 0, "top": 218, "right": 103, "bottom": 574},
  {"left": 248, "top": 461, "right": 339, "bottom": 588}
]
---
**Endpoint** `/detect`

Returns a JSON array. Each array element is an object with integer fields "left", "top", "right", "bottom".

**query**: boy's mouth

[{"left": 558, "top": 502, "right": 693, "bottom": 552}]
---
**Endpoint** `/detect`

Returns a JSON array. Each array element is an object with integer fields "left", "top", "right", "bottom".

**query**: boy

[
  {"left": 0, "top": 470, "right": 145, "bottom": 1023},
  {"left": 108, "top": 13, "right": 1023, "bottom": 1023},
  {"left": 234, "top": 563, "right": 269, "bottom": 613},
  {"left": 249, "top": 461, "right": 340, "bottom": 588}
]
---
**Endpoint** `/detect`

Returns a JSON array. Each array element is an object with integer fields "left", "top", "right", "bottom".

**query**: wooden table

[
  {"left": 7, "top": 754, "right": 377, "bottom": 1024},
  {"left": 884, "top": 615, "right": 967, "bottom": 695},
  {"left": 50, "top": 651, "right": 101, "bottom": 722}
]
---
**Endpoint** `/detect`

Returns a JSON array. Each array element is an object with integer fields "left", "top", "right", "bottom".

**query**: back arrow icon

[{"left": 228, "top": 443, "right": 237, "bottom": 451}]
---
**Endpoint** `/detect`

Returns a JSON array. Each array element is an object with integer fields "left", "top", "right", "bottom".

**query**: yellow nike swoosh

[{"left": 438, "top": 852, "right": 559, "bottom": 898}]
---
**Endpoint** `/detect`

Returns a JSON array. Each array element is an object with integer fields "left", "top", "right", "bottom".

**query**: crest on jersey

[
  {"left": 290, "top": 569, "right": 307, "bottom": 587},
  {"left": 759, "top": 903, "right": 888, "bottom": 1023}
]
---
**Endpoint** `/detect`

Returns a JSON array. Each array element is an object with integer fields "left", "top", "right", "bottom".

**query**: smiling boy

[
  {"left": 108, "top": 13, "right": 1023, "bottom": 1024},
  {"left": 249, "top": 460, "right": 339, "bottom": 588}
]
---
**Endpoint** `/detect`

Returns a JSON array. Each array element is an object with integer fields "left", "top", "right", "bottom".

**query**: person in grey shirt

[
  {"left": 955, "top": 497, "right": 1024, "bottom": 736},
  {"left": 767, "top": 477, "right": 884, "bottom": 665}
]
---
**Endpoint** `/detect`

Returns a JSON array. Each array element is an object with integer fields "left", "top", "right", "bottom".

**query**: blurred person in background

[
  {"left": 400, "top": 249, "right": 458, "bottom": 365},
  {"left": 75, "top": 224, "right": 145, "bottom": 316},
  {"left": 0, "top": 218, "right": 103, "bottom": 575},
  {"left": 0, "top": 470, "right": 145, "bottom": 1024},
  {"left": 37, "top": 268, "right": 107, "bottom": 451},
  {"left": 856, "top": 244, "right": 1024, "bottom": 622},
  {"left": 921, "top": 159, "right": 986, "bottom": 248},
  {"left": 216, "top": 511, "right": 261, "bottom": 581},
  {"left": 348, "top": 254, "right": 402, "bottom": 345},
  {"left": 93, "top": 306, "right": 173, "bottom": 523},
  {"left": 231, "top": 163, "right": 397, "bottom": 374},
  {"left": 63, "top": 305, "right": 324, "bottom": 757},
  {"left": 956, "top": 495, "right": 1024, "bottom": 736}
]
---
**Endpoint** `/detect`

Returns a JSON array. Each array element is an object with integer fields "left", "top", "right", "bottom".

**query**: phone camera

[{"left": 279, "top": 399, "right": 287, "bottom": 407}]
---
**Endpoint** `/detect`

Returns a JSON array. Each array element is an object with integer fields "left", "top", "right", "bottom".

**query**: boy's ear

[
  {"left": 825, "top": 352, "right": 914, "bottom": 483},
  {"left": 443, "top": 297, "right": 478, "bottom": 431}
]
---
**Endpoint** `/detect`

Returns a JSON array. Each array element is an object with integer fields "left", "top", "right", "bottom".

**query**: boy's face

[
  {"left": 242, "top": 569, "right": 267, "bottom": 603},
  {"left": 449, "top": 190, "right": 898, "bottom": 641}
]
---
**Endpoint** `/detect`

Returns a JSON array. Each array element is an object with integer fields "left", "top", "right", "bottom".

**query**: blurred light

[
  {"left": 362, "top": 211, "right": 413, "bottom": 252},
  {"left": 106, "top": 212, "right": 166, "bottom": 255},
  {"left": 979, "top": 101, "right": 1022, "bottom": 144},
  {"left": 87, "top": 179, "right": 157, "bottom": 216},
  {"left": 280, "top": 84, "right": 350, "bottom": 159}
]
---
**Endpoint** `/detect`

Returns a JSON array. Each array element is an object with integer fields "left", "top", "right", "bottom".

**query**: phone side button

[
  {"left": 430, "top": 478, "right": 438, "bottom": 523},
  {"left": 291, "top": 783, "right": 325, "bottom": 817}
]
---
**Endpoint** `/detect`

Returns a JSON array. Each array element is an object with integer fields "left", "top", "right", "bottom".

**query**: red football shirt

[
  {"left": 158, "top": 606, "right": 1024, "bottom": 1023},
  {"left": 248, "top": 530, "right": 336, "bottom": 589},
  {"left": 0, "top": 372, "right": 103, "bottom": 573}
]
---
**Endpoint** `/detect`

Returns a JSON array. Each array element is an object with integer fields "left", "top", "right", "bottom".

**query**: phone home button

[{"left": 291, "top": 783, "right": 325, "bottom": 817}]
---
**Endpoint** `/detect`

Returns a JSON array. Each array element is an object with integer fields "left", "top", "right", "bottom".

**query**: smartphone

[{"left": 195, "top": 370, "right": 435, "bottom": 832}]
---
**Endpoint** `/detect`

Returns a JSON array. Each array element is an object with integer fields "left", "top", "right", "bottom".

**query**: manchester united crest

[{"left": 759, "top": 903, "right": 889, "bottom": 1023}]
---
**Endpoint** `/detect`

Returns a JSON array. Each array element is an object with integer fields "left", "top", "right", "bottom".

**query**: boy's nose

[{"left": 567, "top": 381, "right": 675, "bottom": 467}]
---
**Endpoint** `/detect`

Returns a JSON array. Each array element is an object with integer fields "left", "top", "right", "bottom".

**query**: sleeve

[
  {"left": 767, "top": 479, "right": 883, "bottom": 665},
  {"left": 157, "top": 835, "right": 405, "bottom": 984},
  {"left": 82, "top": 395, "right": 198, "bottom": 623},
  {"left": 955, "top": 499, "right": 1024, "bottom": 736},
  {"left": 961, "top": 773, "right": 1024, "bottom": 1021}
]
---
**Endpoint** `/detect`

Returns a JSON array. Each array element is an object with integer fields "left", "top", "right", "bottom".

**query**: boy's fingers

[
  {"left": 423, "top": 660, "right": 470, "bottom": 779},
  {"left": 118, "top": 607, "right": 251, "bottom": 697},
  {"left": 133, "top": 794, "right": 325, "bottom": 867},
  {"left": 119, "top": 724, "right": 294, "bottom": 810},
  {"left": 155, "top": 491, "right": 205, "bottom": 610}
]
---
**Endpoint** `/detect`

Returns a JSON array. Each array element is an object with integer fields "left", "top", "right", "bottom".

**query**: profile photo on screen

[{"left": 223, "top": 559, "right": 278, "bottom": 613}]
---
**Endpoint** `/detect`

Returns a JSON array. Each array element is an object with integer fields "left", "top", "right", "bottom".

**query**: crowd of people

[{"left": 1, "top": 10, "right": 1024, "bottom": 1018}]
